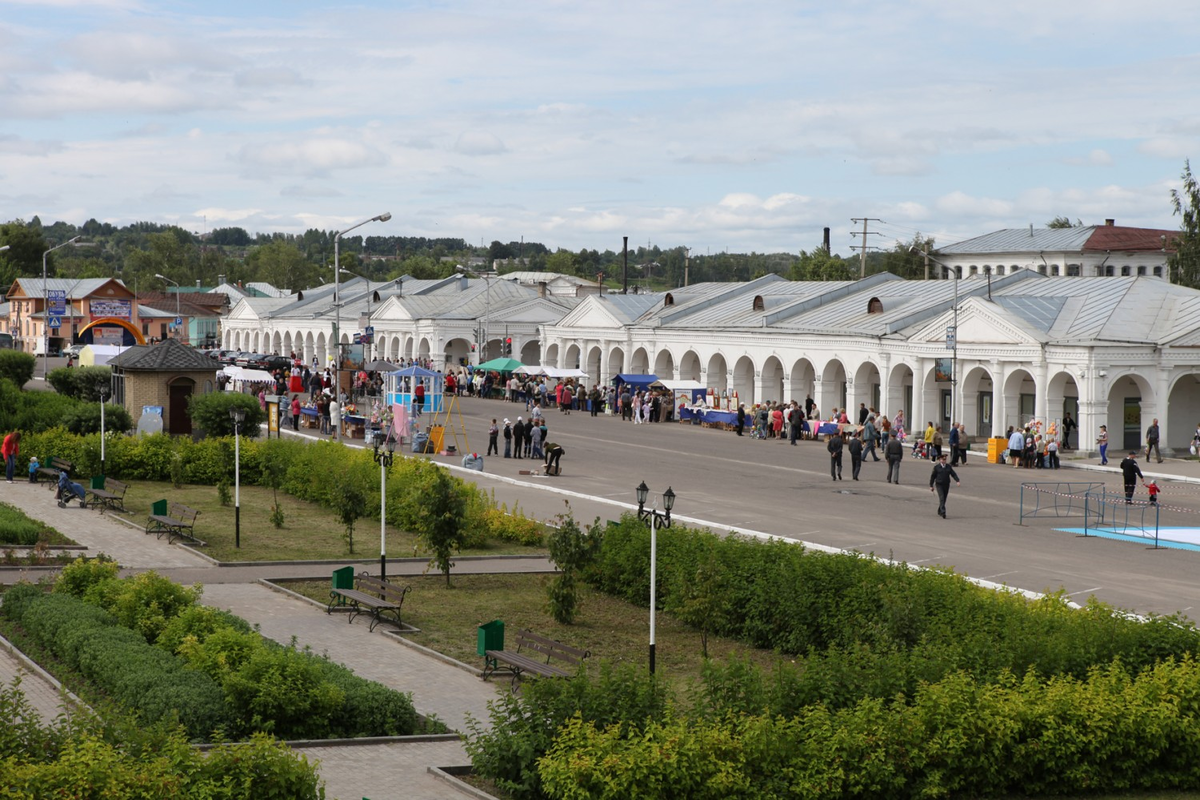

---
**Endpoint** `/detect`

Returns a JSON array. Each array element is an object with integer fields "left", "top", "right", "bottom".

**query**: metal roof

[{"left": 937, "top": 227, "right": 1095, "bottom": 255}]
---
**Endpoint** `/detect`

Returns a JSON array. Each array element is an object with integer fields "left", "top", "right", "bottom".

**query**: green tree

[
  {"left": 1170, "top": 159, "right": 1200, "bottom": 288},
  {"left": 0, "top": 221, "right": 50, "bottom": 288},
  {"left": 397, "top": 462, "right": 468, "bottom": 586},
  {"left": 186, "top": 392, "right": 264, "bottom": 438},
  {"left": 331, "top": 481, "right": 366, "bottom": 553},
  {"left": 788, "top": 246, "right": 855, "bottom": 281},
  {"left": 545, "top": 249, "right": 576, "bottom": 276},
  {"left": 1046, "top": 215, "right": 1083, "bottom": 228},
  {"left": 880, "top": 233, "right": 936, "bottom": 280},
  {"left": 546, "top": 509, "right": 602, "bottom": 624},
  {"left": 246, "top": 239, "right": 319, "bottom": 293},
  {"left": 663, "top": 542, "right": 727, "bottom": 658}
]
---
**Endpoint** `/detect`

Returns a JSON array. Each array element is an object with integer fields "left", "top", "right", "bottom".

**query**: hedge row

[
  {"left": 0, "top": 677, "right": 323, "bottom": 799},
  {"left": 538, "top": 658, "right": 1200, "bottom": 800},
  {"left": 587, "top": 515, "right": 1200, "bottom": 707},
  {"left": 53, "top": 560, "right": 420, "bottom": 740},
  {"left": 0, "top": 503, "right": 47, "bottom": 547},
  {"left": 10, "top": 428, "right": 543, "bottom": 548},
  {"left": 1, "top": 585, "right": 229, "bottom": 741}
]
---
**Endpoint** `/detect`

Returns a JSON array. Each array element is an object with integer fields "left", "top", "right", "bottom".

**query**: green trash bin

[
  {"left": 478, "top": 619, "right": 504, "bottom": 657},
  {"left": 151, "top": 499, "right": 168, "bottom": 516},
  {"left": 90, "top": 476, "right": 106, "bottom": 490},
  {"left": 331, "top": 566, "right": 355, "bottom": 607}
]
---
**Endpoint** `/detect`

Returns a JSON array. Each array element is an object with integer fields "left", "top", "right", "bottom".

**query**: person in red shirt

[{"left": 2, "top": 431, "right": 20, "bottom": 483}]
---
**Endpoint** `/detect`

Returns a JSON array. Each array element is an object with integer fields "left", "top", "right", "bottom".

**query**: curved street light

[
  {"left": 41, "top": 236, "right": 85, "bottom": 380},
  {"left": 373, "top": 429, "right": 397, "bottom": 579},
  {"left": 333, "top": 212, "right": 391, "bottom": 441}
]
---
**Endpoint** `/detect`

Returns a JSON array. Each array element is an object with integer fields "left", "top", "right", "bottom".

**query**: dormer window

[
  {"left": 664, "top": 293, "right": 674, "bottom": 307},
  {"left": 752, "top": 295, "right": 764, "bottom": 311},
  {"left": 867, "top": 297, "right": 883, "bottom": 314}
]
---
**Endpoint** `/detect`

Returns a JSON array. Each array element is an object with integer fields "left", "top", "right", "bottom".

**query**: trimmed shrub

[
  {"left": 0, "top": 352, "right": 35, "bottom": 388},
  {"left": 46, "top": 366, "right": 111, "bottom": 401}
]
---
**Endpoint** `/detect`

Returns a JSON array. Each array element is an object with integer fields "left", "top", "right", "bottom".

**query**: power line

[{"left": 849, "top": 218, "right": 884, "bottom": 278}]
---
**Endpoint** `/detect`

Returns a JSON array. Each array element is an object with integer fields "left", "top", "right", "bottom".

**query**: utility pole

[
  {"left": 684, "top": 247, "right": 690, "bottom": 287},
  {"left": 850, "top": 218, "right": 883, "bottom": 279}
]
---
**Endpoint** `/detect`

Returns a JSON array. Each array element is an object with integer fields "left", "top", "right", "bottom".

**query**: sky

[{"left": 2, "top": 0, "right": 1199, "bottom": 255}]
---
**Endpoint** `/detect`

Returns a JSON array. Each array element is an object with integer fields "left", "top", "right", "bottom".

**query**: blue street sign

[
  {"left": 175, "top": 316, "right": 182, "bottom": 325},
  {"left": 48, "top": 316, "right": 62, "bottom": 328},
  {"left": 365, "top": 326, "right": 375, "bottom": 336}
]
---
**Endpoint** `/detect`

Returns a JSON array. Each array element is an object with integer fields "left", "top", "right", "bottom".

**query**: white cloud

[
  {"left": 237, "top": 138, "right": 388, "bottom": 177},
  {"left": 453, "top": 132, "right": 507, "bottom": 156}
]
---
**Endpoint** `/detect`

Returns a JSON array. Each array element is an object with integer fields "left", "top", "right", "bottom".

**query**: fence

[
  {"left": 1018, "top": 482, "right": 1105, "bottom": 526},
  {"left": 1019, "top": 482, "right": 1166, "bottom": 549}
]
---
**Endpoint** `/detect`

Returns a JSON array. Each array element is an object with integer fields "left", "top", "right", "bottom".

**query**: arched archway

[
  {"left": 586, "top": 345, "right": 602, "bottom": 385},
  {"left": 305, "top": 332, "right": 315, "bottom": 363},
  {"left": 630, "top": 347, "right": 650, "bottom": 374},
  {"left": 1046, "top": 370, "right": 1081, "bottom": 446},
  {"left": 1168, "top": 371, "right": 1200, "bottom": 455},
  {"left": 653, "top": 349, "right": 675, "bottom": 379},
  {"left": 1106, "top": 372, "right": 1155, "bottom": 451},
  {"left": 733, "top": 355, "right": 755, "bottom": 406},
  {"left": 608, "top": 346, "right": 625, "bottom": 380},
  {"left": 788, "top": 358, "right": 815, "bottom": 405},
  {"left": 544, "top": 342, "right": 560, "bottom": 368},
  {"left": 1002, "top": 367, "right": 1037, "bottom": 431},
  {"left": 520, "top": 340, "right": 540, "bottom": 366},
  {"left": 565, "top": 343, "right": 582, "bottom": 370},
  {"left": 817, "top": 358, "right": 847, "bottom": 418},
  {"left": 960, "top": 365, "right": 996, "bottom": 439},
  {"left": 679, "top": 350, "right": 701, "bottom": 382},
  {"left": 272, "top": 331, "right": 283, "bottom": 354},
  {"left": 707, "top": 353, "right": 728, "bottom": 398},
  {"left": 444, "top": 337, "right": 471, "bottom": 369},
  {"left": 761, "top": 356, "right": 784, "bottom": 403},
  {"left": 417, "top": 338, "right": 431, "bottom": 362},
  {"left": 852, "top": 360, "right": 882, "bottom": 415},
  {"left": 886, "top": 362, "right": 914, "bottom": 421}
]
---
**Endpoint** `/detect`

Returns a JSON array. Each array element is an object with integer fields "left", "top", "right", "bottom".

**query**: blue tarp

[{"left": 612, "top": 373, "right": 657, "bottom": 390}]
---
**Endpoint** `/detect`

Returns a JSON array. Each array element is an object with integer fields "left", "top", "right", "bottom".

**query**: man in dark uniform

[
  {"left": 736, "top": 404, "right": 746, "bottom": 436},
  {"left": 929, "top": 453, "right": 961, "bottom": 518},
  {"left": 827, "top": 429, "right": 844, "bottom": 481},
  {"left": 858, "top": 403, "right": 869, "bottom": 425},
  {"left": 1120, "top": 451, "right": 1144, "bottom": 504},
  {"left": 848, "top": 429, "right": 864, "bottom": 480},
  {"left": 885, "top": 434, "right": 904, "bottom": 484},
  {"left": 512, "top": 417, "right": 525, "bottom": 459}
]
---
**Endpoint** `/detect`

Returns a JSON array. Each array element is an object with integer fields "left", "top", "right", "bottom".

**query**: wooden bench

[
  {"left": 326, "top": 571, "right": 411, "bottom": 633},
  {"left": 483, "top": 630, "right": 591, "bottom": 686},
  {"left": 86, "top": 477, "right": 128, "bottom": 514},
  {"left": 37, "top": 457, "right": 73, "bottom": 488},
  {"left": 146, "top": 502, "right": 201, "bottom": 544}
]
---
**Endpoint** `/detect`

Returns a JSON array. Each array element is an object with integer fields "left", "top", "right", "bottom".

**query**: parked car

[
  {"left": 63, "top": 344, "right": 85, "bottom": 358},
  {"left": 260, "top": 355, "right": 293, "bottom": 372}
]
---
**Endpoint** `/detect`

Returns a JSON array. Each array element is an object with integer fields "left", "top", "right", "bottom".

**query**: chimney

[
  {"left": 823, "top": 227, "right": 831, "bottom": 253},
  {"left": 218, "top": 274, "right": 226, "bottom": 286},
  {"left": 537, "top": 281, "right": 547, "bottom": 299},
  {"left": 195, "top": 279, "right": 201, "bottom": 288},
  {"left": 1105, "top": 218, "right": 1115, "bottom": 226},
  {"left": 459, "top": 274, "right": 468, "bottom": 291}
]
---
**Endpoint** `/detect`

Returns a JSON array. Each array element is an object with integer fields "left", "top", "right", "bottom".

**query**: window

[
  {"left": 664, "top": 293, "right": 674, "bottom": 306},
  {"left": 1067, "top": 264, "right": 1080, "bottom": 276},
  {"left": 867, "top": 297, "right": 883, "bottom": 314},
  {"left": 997, "top": 266, "right": 1006, "bottom": 275},
  {"left": 1120, "top": 266, "right": 1131, "bottom": 276},
  {"left": 970, "top": 266, "right": 979, "bottom": 276},
  {"left": 1137, "top": 266, "right": 1147, "bottom": 276},
  {"left": 1051, "top": 265, "right": 1060, "bottom": 276},
  {"left": 1105, "top": 265, "right": 1115, "bottom": 277},
  {"left": 752, "top": 295, "right": 764, "bottom": 311},
  {"left": 1037, "top": 265, "right": 1047, "bottom": 275},
  {"left": 1154, "top": 266, "right": 1163, "bottom": 277}
]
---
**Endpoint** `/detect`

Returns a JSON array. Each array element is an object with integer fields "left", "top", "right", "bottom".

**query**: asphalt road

[{"left": 421, "top": 395, "right": 1200, "bottom": 619}]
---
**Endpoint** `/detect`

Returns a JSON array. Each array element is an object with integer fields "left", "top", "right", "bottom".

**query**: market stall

[
  {"left": 611, "top": 373, "right": 658, "bottom": 392},
  {"left": 386, "top": 364, "right": 443, "bottom": 415}
]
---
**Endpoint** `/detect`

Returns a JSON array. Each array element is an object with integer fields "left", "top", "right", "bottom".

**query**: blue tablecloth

[{"left": 679, "top": 408, "right": 738, "bottom": 425}]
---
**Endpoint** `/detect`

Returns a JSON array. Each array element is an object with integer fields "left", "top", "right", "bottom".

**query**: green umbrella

[{"left": 477, "top": 357, "right": 525, "bottom": 372}]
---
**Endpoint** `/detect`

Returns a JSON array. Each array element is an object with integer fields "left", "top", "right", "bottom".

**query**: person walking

[
  {"left": 1120, "top": 451, "right": 1144, "bottom": 504},
  {"left": 1008, "top": 426, "right": 1025, "bottom": 468},
  {"left": 512, "top": 417, "right": 525, "bottom": 459},
  {"left": 2, "top": 430, "right": 20, "bottom": 484},
  {"left": 885, "top": 432, "right": 903, "bottom": 484},
  {"left": 290, "top": 395, "right": 301, "bottom": 432},
  {"left": 929, "top": 453, "right": 961, "bottom": 519},
  {"left": 1062, "top": 412, "right": 1076, "bottom": 450},
  {"left": 328, "top": 398, "right": 340, "bottom": 437},
  {"left": 487, "top": 419, "right": 499, "bottom": 456},
  {"left": 848, "top": 430, "right": 863, "bottom": 480},
  {"left": 932, "top": 425, "right": 944, "bottom": 461},
  {"left": 948, "top": 422, "right": 961, "bottom": 466},
  {"left": 735, "top": 403, "right": 746, "bottom": 436},
  {"left": 1097, "top": 425, "right": 1109, "bottom": 465},
  {"left": 1145, "top": 418, "right": 1162, "bottom": 463},
  {"left": 788, "top": 405, "right": 802, "bottom": 445},
  {"left": 827, "top": 429, "right": 844, "bottom": 481},
  {"left": 530, "top": 420, "right": 544, "bottom": 459},
  {"left": 863, "top": 415, "right": 880, "bottom": 461},
  {"left": 502, "top": 419, "right": 513, "bottom": 458}
]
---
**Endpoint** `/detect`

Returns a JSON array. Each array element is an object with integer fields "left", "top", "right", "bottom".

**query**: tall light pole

[
  {"left": 333, "top": 212, "right": 391, "bottom": 441},
  {"left": 99, "top": 385, "right": 109, "bottom": 478},
  {"left": 372, "top": 428, "right": 397, "bottom": 579},
  {"left": 154, "top": 274, "right": 181, "bottom": 340},
  {"left": 42, "top": 236, "right": 84, "bottom": 379},
  {"left": 230, "top": 406, "right": 246, "bottom": 549},
  {"left": 635, "top": 481, "right": 675, "bottom": 675},
  {"left": 339, "top": 268, "right": 371, "bottom": 363}
]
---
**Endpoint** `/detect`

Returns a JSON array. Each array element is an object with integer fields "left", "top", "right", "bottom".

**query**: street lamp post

[
  {"left": 372, "top": 429, "right": 397, "bottom": 579},
  {"left": 155, "top": 274, "right": 181, "bottom": 340},
  {"left": 635, "top": 481, "right": 676, "bottom": 675},
  {"left": 333, "top": 213, "right": 391, "bottom": 442},
  {"left": 42, "top": 236, "right": 84, "bottom": 380},
  {"left": 339, "top": 268, "right": 371, "bottom": 363},
  {"left": 99, "top": 385, "right": 109, "bottom": 478},
  {"left": 230, "top": 406, "right": 246, "bottom": 549}
]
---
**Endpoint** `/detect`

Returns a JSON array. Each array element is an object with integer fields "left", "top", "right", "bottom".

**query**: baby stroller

[
  {"left": 56, "top": 470, "right": 87, "bottom": 509},
  {"left": 910, "top": 440, "right": 928, "bottom": 460}
]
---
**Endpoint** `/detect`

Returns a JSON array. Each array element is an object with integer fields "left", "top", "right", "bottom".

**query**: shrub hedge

[
  {"left": 537, "top": 658, "right": 1200, "bottom": 800},
  {"left": 47, "top": 559, "right": 421, "bottom": 741}
]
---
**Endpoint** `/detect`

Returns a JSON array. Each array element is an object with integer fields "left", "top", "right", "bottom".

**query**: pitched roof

[{"left": 108, "top": 338, "right": 216, "bottom": 371}]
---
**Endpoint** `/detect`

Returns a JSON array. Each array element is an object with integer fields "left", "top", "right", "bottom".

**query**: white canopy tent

[{"left": 221, "top": 365, "right": 276, "bottom": 385}]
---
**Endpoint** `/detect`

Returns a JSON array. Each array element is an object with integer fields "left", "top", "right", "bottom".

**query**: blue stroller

[{"left": 57, "top": 470, "right": 87, "bottom": 509}]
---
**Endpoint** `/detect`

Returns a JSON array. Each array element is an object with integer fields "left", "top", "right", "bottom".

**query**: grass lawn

[
  {"left": 0, "top": 500, "right": 78, "bottom": 556},
  {"left": 111, "top": 481, "right": 547, "bottom": 563},
  {"left": 284, "top": 573, "right": 784, "bottom": 694}
]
